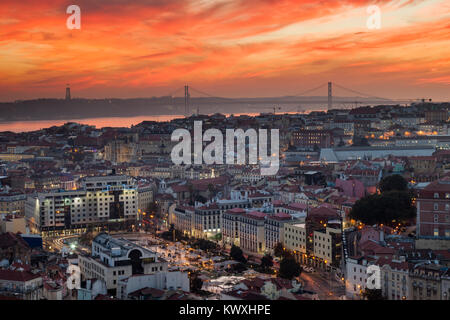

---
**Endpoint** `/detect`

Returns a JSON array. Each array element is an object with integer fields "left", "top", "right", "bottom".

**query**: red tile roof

[{"left": 0, "top": 270, "right": 41, "bottom": 282}]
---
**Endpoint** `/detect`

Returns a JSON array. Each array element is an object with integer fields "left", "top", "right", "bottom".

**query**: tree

[
  {"left": 193, "top": 239, "right": 218, "bottom": 251},
  {"left": 362, "top": 288, "right": 385, "bottom": 300},
  {"left": 378, "top": 174, "right": 408, "bottom": 193},
  {"left": 231, "top": 262, "right": 247, "bottom": 273},
  {"left": 191, "top": 276, "right": 203, "bottom": 293},
  {"left": 279, "top": 256, "right": 301, "bottom": 280},
  {"left": 230, "top": 245, "right": 247, "bottom": 263},
  {"left": 273, "top": 242, "right": 284, "bottom": 258},
  {"left": 349, "top": 190, "right": 415, "bottom": 227},
  {"left": 260, "top": 255, "right": 273, "bottom": 272}
]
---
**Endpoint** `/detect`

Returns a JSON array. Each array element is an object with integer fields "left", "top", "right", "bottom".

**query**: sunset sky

[{"left": 0, "top": 0, "right": 449, "bottom": 101}]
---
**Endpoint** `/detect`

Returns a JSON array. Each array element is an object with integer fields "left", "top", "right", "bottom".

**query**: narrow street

[{"left": 300, "top": 271, "right": 346, "bottom": 300}]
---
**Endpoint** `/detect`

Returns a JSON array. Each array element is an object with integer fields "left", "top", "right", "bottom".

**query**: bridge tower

[
  {"left": 184, "top": 85, "right": 190, "bottom": 116},
  {"left": 327, "top": 82, "right": 332, "bottom": 110},
  {"left": 65, "top": 84, "right": 71, "bottom": 101}
]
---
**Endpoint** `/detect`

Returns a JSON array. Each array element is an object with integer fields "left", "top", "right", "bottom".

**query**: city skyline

[{"left": 0, "top": 0, "right": 449, "bottom": 101}]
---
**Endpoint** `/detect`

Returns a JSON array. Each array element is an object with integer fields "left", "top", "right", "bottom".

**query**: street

[{"left": 300, "top": 270, "right": 346, "bottom": 300}]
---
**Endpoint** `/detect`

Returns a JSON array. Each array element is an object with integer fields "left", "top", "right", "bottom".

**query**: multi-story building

[
  {"left": 326, "top": 120, "right": 354, "bottom": 136},
  {"left": 291, "top": 129, "right": 333, "bottom": 149},
  {"left": 378, "top": 258, "right": 410, "bottom": 300},
  {"left": 313, "top": 226, "right": 342, "bottom": 268},
  {"left": 137, "top": 183, "right": 153, "bottom": 213},
  {"left": 171, "top": 190, "right": 251, "bottom": 240},
  {"left": 409, "top": 264, "right": 448, "bottom": 300},
  {"left": 192, "top": 202, "right": 221, "bottom": 239},
  {"left": 170, "top": 205, "right": 195, "bottom": 236},
  {"left": 416, "top": 177, "right": 450, "bottom": 238},
  {"left": 222, "top": 208, "right": 245, "bottom": 247},
  {"left": 265, "top": 212, "right": 294, "bottom": 254},
  {"left": 408, "top": 156, "right": 437, "bottom": 175},
  {"left": 78, "top": 233, "right": 168, "bottom": 297},
  {"left": 0, "top": 232, "right": 31, "bottom": 265},
  {"left": 0, "top": 192, "right": 26, "bottom": 215},
  {"left": 425, "top": 107, "right": 448, "bottom": 123},
  {"left": 25, "top": 175, "right": 138, "bottom": 235},
  {"left": 283, "top": 223, "right": 307, "bottom": 254},
  {"left": 345, "top": 256, "right": 373, "bottom": 299},
  {"left": 239, "top": 211, "right": 267, "bottom": 255},
  {"left": 104, "top": 138, "right": 137, "bottom": 164},
  {"left": 0, "top": 270, "right": 43, "bottom": 300}
]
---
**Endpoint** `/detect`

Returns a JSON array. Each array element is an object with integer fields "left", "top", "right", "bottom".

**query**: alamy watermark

[
  {"left": 170, "top": 121, "right": 279, "bottom": 176},
  {"left": 66, "top": 263, "right": 81, "bottom": 290},
  {"left": 366, "top": 264, "right": 381, "bottom": 289},
  {"left": 366, "top": 5, "right": 381, "bottom": 30},
  {"left": 66, "top": 5, "right": 81, "bottom": 30}
]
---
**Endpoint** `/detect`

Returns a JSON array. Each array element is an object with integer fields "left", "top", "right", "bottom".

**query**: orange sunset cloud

[{"left": 0, "top": 0, "right": 449, "bottom": 101}]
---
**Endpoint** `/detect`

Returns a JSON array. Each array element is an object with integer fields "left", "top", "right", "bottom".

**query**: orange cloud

[{"left": 0, "top": 0, "right": 449, "bottom": 101}]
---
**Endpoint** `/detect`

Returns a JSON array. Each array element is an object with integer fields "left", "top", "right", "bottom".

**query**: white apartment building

[
  {"left": 137, "top": 184, "right": 153, "bottom": 212},
  {"left": 379, "top": 258, "right": 410, "bottom": 300},
  {"left": 222, "top": 208, "right": 245, "bottom": 247},
  {"left": 25, "top": 175, "right": 139, "bottom": 235},
  {"left": 239, "top": 211, "right": 267, "bottom": 255},
  {"left": 0, "top": 270, "right": 43, "bottom": 300},
  {"left": 170, "top": 205, "right": 195, "bottom": 236},
  {"left": 78, "top": 233, "right": 168, "bottom": 297},
  {"left": 170, "top": 190, "right": 251, "bottom": 240},
  {"left": 265, "top": 212, "right": 295, "bottom": 254},
  {"left": 345, "top": 256, "right": 374, "bottom": 299},
  {"left": 313, "top": 226, "right": 342, "bottom": 267},
  {"left": 284, "top": 223, "right": 307, "bottom": 254}
]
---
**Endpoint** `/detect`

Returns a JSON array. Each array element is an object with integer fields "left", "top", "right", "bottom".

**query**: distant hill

[{"left": 0, "top": 95, "right": 397, "bottom": 122}]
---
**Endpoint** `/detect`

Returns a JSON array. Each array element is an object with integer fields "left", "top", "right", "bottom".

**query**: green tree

[
  {"left": 279, "top": 256, "right": 301, "bottom": 280},
  {"left": 273, "top": 242, "right": 284, "bottom": 258},
  {"left": 349, "top": 190, "right": 415, "bottom": 227},
  {"left": 193, "top": 239, "right": 218, "bottom": 251},
  {"left": 378, "top": 174, "right": 408, "bottom": 193},
  {"left": 231, "top": 262, "right": 247, "bottom": 273},
  {"left": 191, "top": 276, "right": 203, "bottom": 293},
  {"left": 230, "top": 245, "right": 247, "bottom": 263},
  {"left": 260, "top": 255, "right": 274, "bottom": 272}
]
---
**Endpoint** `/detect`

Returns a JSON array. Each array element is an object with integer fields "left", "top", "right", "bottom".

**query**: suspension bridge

[{"left": 164, "top": 82, "right": 430, "bottom": 116}]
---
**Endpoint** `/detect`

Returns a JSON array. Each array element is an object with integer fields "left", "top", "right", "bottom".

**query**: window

[
  {"left": 434, "top": 228, "right": 439, "bottom": 237},
  {"left": 434, "top": 193, "right": 439, "bottom": 199},
  {"left": 434, "top": 203, "right": 439, "bottom": 211}
]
